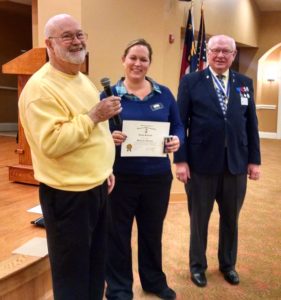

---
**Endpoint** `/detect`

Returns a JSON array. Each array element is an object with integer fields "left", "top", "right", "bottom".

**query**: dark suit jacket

[{"left": 174, "top": 67, "right": 261, "bottom": 175}]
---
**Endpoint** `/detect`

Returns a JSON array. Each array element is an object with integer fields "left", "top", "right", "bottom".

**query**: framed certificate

[{"left": 121, "top": 120, "right": 170, "bottom": 157}]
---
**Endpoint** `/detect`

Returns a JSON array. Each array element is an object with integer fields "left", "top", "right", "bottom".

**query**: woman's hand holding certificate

[{"left": 120, "top": 120, "right": 170, "bottom": 157}]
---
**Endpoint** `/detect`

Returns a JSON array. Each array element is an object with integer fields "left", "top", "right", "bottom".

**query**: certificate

[{"left": 121, "top": 120, "right": 170, "bottom": 157}]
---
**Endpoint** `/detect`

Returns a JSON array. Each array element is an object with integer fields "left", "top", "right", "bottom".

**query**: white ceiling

[{"left": 3, "top": 0, "right": 281, "bottom": 12}]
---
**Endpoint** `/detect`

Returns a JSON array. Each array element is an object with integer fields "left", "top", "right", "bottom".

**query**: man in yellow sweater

[{"left": 19, "top": 14, "right": 121, "bottom": 300}]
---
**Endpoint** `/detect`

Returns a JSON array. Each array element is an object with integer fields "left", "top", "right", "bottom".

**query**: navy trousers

[
  {"left": 39, "top": 182, "right": 108, "bottom": 300},
  {"left": 105, "top": 172, "right": 173, "bottom": 300},
  {"left": 185, "top": 169, "right": 247, "bottom": 274}
]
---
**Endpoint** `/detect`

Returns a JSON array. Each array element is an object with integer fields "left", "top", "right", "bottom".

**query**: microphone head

[{"left": 100, "top": 77, "right": 110, "bottom": 87}]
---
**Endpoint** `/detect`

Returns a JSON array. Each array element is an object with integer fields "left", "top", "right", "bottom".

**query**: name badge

[
  {"left": 241, "top": 97, "right": 248, "bottom": 106},
  {"left": 150, "top": 103, "right": 164, "bottom": 111}
]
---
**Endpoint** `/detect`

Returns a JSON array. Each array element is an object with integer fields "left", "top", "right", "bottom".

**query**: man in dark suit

[{"left": 174, "top": 35, "right": 261, "bottom": 288}]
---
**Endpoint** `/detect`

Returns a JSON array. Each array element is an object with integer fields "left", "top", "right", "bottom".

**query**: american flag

[
  {"left": 196, "top": 7, "right": 207, "bottom": 71},
  {"left": 179, "top": 8, "right": 197, "bottom": 80}
]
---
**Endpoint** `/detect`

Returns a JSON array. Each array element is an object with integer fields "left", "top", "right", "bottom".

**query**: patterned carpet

[{"left": 127, "top": 139, "right": 281, "bottom": 300}]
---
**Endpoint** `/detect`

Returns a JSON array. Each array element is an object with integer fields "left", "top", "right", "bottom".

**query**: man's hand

[
  {"left": 248, "top": 164, "right": 261, "bottom": 180},
  {"left": 175, "top": 162, "right": 190, "bottom": 184},
  {"left": 107, "top": 173, "right": 115, "bottom": 194},
  {"left": 112, "top": 130, "right": 127, "bottom": 146},
  {"left": 88, "top": 96, "right": 122, "bottom": 124}
]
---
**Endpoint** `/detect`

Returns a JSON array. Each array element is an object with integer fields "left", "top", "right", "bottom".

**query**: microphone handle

[
  {"left": 103, "top": 86, "right": 122, "bottom": 128},
  {"left": 112, "top": 114, "right": 122, "bottom": 128},
  {"left": 104, "top": 86, "right": 113, "bottom": 97}
]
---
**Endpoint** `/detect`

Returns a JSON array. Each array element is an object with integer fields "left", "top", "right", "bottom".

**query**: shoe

[
  {"left": 222, "top": 270, "right": 240, "bottom": 285},
  {"left": 191, "top": 272, "right": 207, "bottom": 287},
  {"left": 144, "top": 286, "right": 176, "bottom": 300}
]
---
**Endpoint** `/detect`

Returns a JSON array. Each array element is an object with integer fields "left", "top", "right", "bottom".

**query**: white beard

[{"left": 54, "top": 45, "right": 87, "bottom": 64}]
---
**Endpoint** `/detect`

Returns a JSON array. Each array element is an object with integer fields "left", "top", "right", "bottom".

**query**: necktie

[
  {"left": 216, "top": 75, "right": 227, "bottom": 114},
  {"left": 217, "top": 74, "right": 225, "bottom": 89}
]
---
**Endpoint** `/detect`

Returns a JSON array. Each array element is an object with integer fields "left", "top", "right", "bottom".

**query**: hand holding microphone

[
  {"left": 87, "top": 78, "right": 122, "bottom": 124},
  {"left": 100, "top": 77, "right": 122, "bottom": 128}
]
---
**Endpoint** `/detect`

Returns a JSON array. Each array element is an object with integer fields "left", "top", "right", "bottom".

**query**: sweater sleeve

[{"left": 25, "top": 97, "right": 95, "bottom": 159}]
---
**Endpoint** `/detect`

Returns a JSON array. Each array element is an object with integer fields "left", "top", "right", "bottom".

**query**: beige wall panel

[
  {"left": 81, "top": 0, "right": 259, "bottom": 94},
  {"left": 32, "top": 0, "right": 38, "bottom": 47},
  {"left": 260, "top": 50, "right": 279, "bottom": 106},
  {"left": 36, "top": 0, "right": 82, "bottom": 46},
  {"left": 260, "top": 81, "right": 279, "bottom": 105},
  {"left": 258, "top": 12, "right": 281, "bottom": 55},
  {"left": 257, "top": 50, "right": 280, "bottom": 132},
  {"left": 82, "top": 0, "right": 166, "bottom": 90},
  {"left": 241, "top": 12, "right": 281, "bottom": 96},
  {"left": 257, "top": 110, "right": 277, "bottom": 132},
  {"left": 190, "top": 0, "right": 259, "bottom": 46}
]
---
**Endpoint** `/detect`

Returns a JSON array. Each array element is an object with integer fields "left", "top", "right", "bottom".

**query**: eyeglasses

[
  {"left": 48, "top": 31, "right": 88, "bottom": 43},
  {"left": 209, "top": 48, "right": 234, "bottom": 55}
]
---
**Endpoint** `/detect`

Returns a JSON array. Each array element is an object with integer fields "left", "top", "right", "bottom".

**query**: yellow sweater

[{"left": 19, "top": 63, "right": 115, "bottom": 191}]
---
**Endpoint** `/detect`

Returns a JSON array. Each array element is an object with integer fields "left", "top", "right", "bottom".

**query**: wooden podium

[
  {"left": 2, "top": 48, "right": 88, "bottom": 185},
  {"left": 2, "top": 48, "right": 47, "bottom": 185}
]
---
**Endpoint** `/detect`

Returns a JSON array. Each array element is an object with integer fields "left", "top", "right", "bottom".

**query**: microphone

[{"left": 100, "top": 77, "right": 122, "bottom": 128}]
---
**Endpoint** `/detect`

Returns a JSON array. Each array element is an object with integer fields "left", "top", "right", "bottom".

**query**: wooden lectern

[
  {"left": 2, "top": 48, "right": 89, "bottom": 185},
  {"left": 2, "top": 48, "right": 47, "bottom": 185}
]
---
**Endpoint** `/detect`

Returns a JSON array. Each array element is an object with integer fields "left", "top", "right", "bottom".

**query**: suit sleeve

[
  {"left": 165, "top": 88, "right": 185, "bottom": 144},
  {"left": 174, "top": 76, "right": 191, "bottom": 163},
  {"left": 246, "top": 80, "right": 261, "bottom": 165}
]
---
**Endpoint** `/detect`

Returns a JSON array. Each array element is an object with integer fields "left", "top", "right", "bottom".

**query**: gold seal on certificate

[{"left": 121, "top": 120, "right": 170, "bottom": 157}]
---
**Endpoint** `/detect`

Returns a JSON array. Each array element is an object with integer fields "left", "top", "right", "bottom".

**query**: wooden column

[{"left": 2, "top": 48, "right": 47, "bottom": 185}]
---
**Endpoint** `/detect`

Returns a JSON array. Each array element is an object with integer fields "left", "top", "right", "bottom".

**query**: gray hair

[{"left": 207, "top": 35, "right": 236, "bottom": 51}]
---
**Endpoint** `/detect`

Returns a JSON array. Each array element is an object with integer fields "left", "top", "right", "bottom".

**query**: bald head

[
  {"left": 207, "top": 35, "right": 236, "bottom": 52},
  {"left": 44, "top": 14, "right": 80, "bottom": 38}
]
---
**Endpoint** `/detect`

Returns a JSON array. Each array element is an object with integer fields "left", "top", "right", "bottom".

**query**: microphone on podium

[{"left": 100, "top": 77, "right": 122, "bottom": 128}]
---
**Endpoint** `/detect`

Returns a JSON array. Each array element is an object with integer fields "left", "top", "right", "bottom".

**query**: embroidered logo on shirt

[{"left": 150, "top": 103, "right": 164, "bottom": 111}]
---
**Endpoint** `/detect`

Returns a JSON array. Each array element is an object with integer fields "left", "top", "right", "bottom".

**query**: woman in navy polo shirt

[{"left": 101, "top": 39, "right": 184, "bottom": 300}]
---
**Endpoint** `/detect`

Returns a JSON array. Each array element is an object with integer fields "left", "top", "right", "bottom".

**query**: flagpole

[
  {"left": 196, "top": 1, "right": 207, "bottom": 71},
  {"left": 179, "top": 2, "right": 197, "bottom": 80}
]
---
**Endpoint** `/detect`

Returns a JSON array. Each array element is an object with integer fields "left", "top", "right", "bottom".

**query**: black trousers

[
  {"left": 39, "top": 182, "right": 108, "bottom": 300},
  {"left": 185, "top": 170, "right": 247, "bottom": 274},
  {"left": 105, "top": 172, "right": 173, "bottom": 300}
]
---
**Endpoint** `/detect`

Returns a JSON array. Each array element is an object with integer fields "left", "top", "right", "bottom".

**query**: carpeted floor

[
  {"left": 2, "top": 134, "right": 279, "bottom": 299},
  {"left": 128, "top": 139, "right": 281, "bottom": 299}
]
